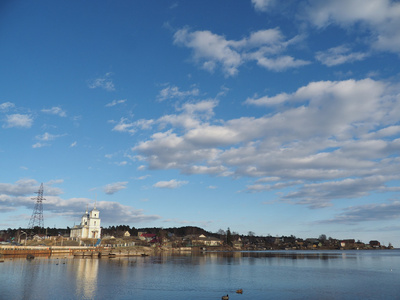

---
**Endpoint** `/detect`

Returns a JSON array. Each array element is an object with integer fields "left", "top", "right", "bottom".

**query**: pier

[
  {"left": 0, "top": 245, "right": 154, "bottom": 258},
  {"left": 0, "top": 245, "right": 107, "bottom": 257}
]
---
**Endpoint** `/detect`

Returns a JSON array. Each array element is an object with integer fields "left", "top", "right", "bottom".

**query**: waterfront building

[{"left": 70, "top": 205, "right": 101, "bottom": 239}]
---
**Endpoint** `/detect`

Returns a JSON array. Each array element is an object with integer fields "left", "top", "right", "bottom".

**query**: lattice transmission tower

[{"left": 28, "top": 183, "right": 45, "bottom": 229}]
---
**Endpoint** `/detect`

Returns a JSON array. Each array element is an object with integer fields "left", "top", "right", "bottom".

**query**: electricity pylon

[{"left": 28, "top": 183, "right": 45, "bottom": 229}]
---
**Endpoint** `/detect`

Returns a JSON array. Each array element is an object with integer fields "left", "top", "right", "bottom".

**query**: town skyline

[{"left": 1, "top": 0, "right": 400, "bottom": 247}]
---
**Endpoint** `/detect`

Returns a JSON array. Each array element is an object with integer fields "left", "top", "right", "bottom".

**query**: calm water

[{"left": 1, "top": 250, "right": 400, "bottom": 299}]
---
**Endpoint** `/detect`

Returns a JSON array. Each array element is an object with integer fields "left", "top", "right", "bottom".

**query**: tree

[
  {"left": 226, "top": 227, "right": 233, "bottom": 246},
  {"left": 217, "top": 229, "right": 226, "bottom": 235}
]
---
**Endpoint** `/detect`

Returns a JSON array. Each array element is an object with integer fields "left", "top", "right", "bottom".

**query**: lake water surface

[{"left": 1, "top": 250, "right": 399, "bottom": 299}]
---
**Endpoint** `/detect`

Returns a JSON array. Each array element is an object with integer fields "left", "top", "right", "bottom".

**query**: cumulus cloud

[
  {"left": 305, "top": 0, "right": 400, "bottom": 54},
  {"left": 88, "top": 72, "right": 115, "bottom": 91},
  {"left": 153, "top": 179, "right": 188, "bottom": 189},
  {"left": 3, "top": 114, "right": 33, "bottom": 128},
  {"left": 0, "top": 179, "right": 62, "bottom": 197},
  {"left": 104, "top": 182, "right": 128, "bottom": 195},
  {"left": 0, "top": 179, "right": 42, "bottom": 196},
  {"left": 41, "top": 106, "right": 66, "bottom": 117},
  {"left": 173, "top": 27, "right": 309, "bottom": 76},
  {"left": 132, "top": 78, "right": 400, "bottom": 208},
  {"left": 94, "top": 200, "right": 161, "bottom": 224},
  {"left": 0, "top": 184, "right": 160, "bottom": 227},
  {"left": 174, "top": 28, "right": 242, "bottom": 76}
]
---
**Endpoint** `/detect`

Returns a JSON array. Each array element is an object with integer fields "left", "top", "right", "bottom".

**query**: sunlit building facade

[{"left": 70, "top": 206, "right": 101, "bottom": 239}]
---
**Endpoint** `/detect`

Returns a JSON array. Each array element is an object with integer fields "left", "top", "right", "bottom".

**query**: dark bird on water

[{"left": 222, "top": 295, "right": 229, "bottom": 300}]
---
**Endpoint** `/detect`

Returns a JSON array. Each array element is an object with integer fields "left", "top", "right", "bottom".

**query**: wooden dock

[
  {"left": 0, "top": 245, "right": 107, "bottom": 257},
  {"left": 0, "top": 245, "right": 154, "bottom": 259}
]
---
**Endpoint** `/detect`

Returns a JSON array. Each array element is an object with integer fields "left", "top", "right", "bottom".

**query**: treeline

[
  {"left": 1, "top": 225, "right": 222, "bottom": 241},
  {"left": 1, "top": 226, "right": 388, "bottom": 250},
  {"left": 0, "top": 226, "right": 71, "bottom": 241},
  {"left": 102, "top": 225, "right": 219, "bottom": 238}
]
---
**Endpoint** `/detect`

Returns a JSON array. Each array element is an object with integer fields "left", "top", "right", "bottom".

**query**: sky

[{"left": 1, "top": 0, "right": 400, "bottom": 246}]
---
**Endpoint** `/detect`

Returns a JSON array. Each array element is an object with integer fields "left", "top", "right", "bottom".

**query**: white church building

[{"left": 70, "top": 205, "right": 102, "bottom": 239}]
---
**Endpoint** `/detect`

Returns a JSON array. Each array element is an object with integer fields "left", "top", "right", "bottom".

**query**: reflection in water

[
  {"left": 75, "top": 258, "right": 99, "bottom": 299},
  {"left": 208, "top": 250, "right": 354, "bottom": 260},
  {"left": 1, "top": 250, "right": 399, "bottom": 299}
]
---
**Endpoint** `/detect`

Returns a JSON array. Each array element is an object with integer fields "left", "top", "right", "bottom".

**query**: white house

[{"left": 70, "top": 205, "right": 101, "bottom": 239}]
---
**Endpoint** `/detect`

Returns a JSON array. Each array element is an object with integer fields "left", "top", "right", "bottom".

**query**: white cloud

[
  {"left": 153, "top": 179, "right": 188, "bottom": 189},
  {"left": 0, "top": 102, "right": 15, "bottom": 111},
  {"left": 252, "top": 0, "right": 275, "bottom": 12},
  {"left": 35, "top": 132, "right": 65, "bottom": 141},
  {"left": 41, "top": 106, "right": 66, "bottom": 117},
  {"left": 317, "top": 201, "right": 400, "bottom": 224},
  {"left": 103, "top": 182, "right": 128, "bottom": 195},
  {"left": 0, "top": 181, "right": 160, "bottom": 224},
  {"left": 105, "top": 99, "right": 127, "bottom": 107},
  {"left": 245, "top": 93, "right": 290, "bottom": 106},
  {"left": 112, "top": 117, "right": 136, "bottom": 134},
  {"left": 173, "top": 27, "right": 308, "bottom": 76},
  {"left": 246, "top": 180, "right": 303, "bottom": 193},
  {"left": 32, "top": 142, "right": 48, "bottom": 148},
  {"left": 3, "top": 114, "right": 33, "bottom": 128},
  {"left": 134, "top": 119, "right": 154, "bottom": 130},
  {"left": 70, "top": 141, "right": 77, "bottom": 147},
  {"left": 174, "top": 28, "right": 242, "bottom": 76},
  {"left": 132, "top": 78, "right": 400, "bottom": 207},
  {"left": 88, "top": 73, "right": 115, "bottom": 91},
  {"left": 282, "top": 176, "right": 388, "bottom": 208},
  {"left": 256, "top": 177, "right": 281, "bottom": 183},
  {"left": 0, "top": 179, "right": 41, "bottom": 196},
  {"left": 158, "top": 99, "right": 218, "bottom": 130},
  {"left": 306, "top": 0, "right": 400, "bottom": 54},
  {"left": 252, "top": 54, "right": 310, "bottom": 71},
  {"left": 0, "top": 179, "right": 62, "bottom": 197},
  {"left": 316, "top": 45, "right": 369, "bottom": 66},
  {"left": 157, "top": 85, "right": 199, "bottom": 101},
  {"left": 94, "top": 200, "right": 161, "bottom": 223}
]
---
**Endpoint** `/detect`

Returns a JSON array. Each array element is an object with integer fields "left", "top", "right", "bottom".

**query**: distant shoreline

[{"left": 1, "top": 245, "right": 395, "bottom": 260}]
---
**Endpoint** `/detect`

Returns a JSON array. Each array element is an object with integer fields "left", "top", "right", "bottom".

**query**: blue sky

[{"left": 1, "top": 0, "right": 400, "bottom": 246}]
